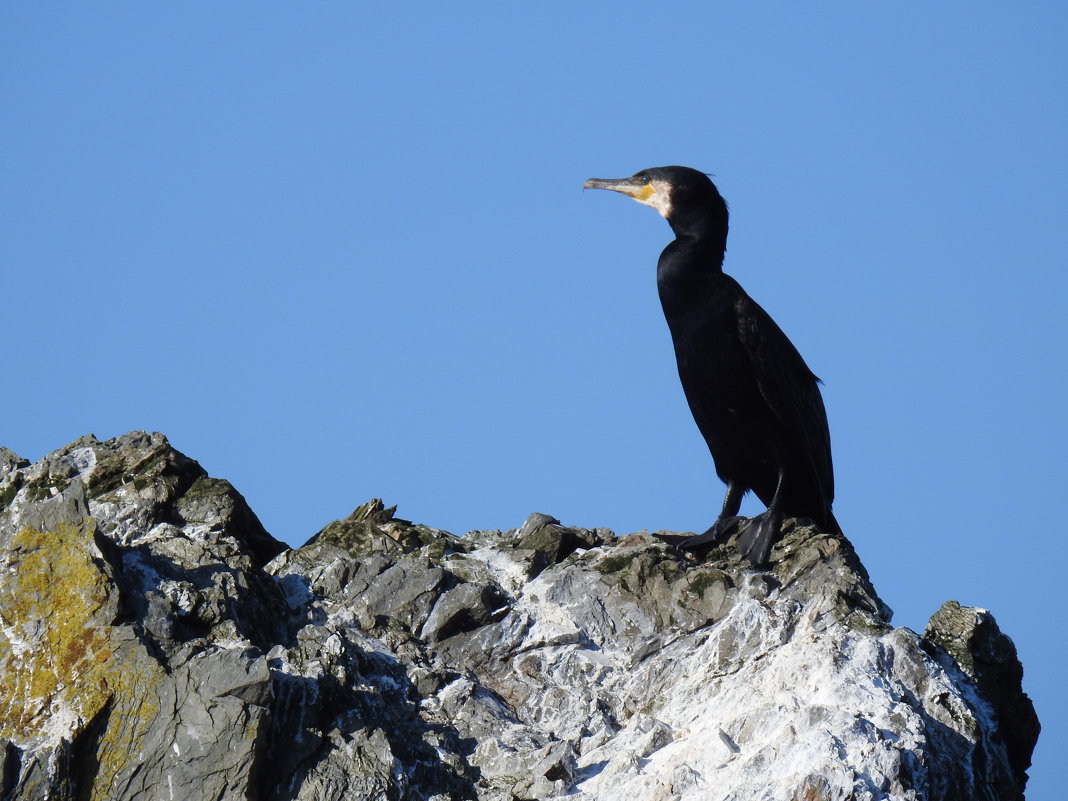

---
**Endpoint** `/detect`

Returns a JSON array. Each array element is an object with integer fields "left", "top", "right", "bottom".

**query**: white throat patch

[{"left": 633, "top": 179, "right": 674, "bottom": 219}]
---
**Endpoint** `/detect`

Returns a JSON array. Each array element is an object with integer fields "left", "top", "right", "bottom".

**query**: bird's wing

[{"left": 734, "top": 293, "right": 835, "bottom": 503}]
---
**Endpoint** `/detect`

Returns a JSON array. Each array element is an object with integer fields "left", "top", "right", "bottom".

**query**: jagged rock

[
  {"left": 923, "top": 600, "right": 1041, "bottom": 789},
  {"left": 0, "top": 433, "right": 1039, "bottom": 800}
]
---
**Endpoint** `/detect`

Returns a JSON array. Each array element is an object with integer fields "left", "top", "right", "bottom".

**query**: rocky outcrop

[{"left": 0, "top": 433, "right": 1038, "bottom": 800}]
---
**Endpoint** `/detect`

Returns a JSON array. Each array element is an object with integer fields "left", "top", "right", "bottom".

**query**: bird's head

[{"left": 583, "top": 166, "right": 727, "bottom": 239}]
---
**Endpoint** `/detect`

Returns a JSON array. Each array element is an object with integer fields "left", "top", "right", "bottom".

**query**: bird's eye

[{"left": 641, "top": 176, "right": 652, "bottom": 186}]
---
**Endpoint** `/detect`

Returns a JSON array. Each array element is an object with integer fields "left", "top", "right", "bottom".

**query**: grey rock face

[{"left": 0, "top": 433, "right": 1038, "bottom": 800}]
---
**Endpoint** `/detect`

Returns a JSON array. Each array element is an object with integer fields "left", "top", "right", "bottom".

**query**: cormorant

[{"left": 583, "top": 166, "right": 839, "bottom": 566}]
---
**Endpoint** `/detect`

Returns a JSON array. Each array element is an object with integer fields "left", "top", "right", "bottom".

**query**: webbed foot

[
  {"left": 736, "top": 509, "right": 784, "bottom": 568},
  {"left": 678, "top": 515, "right": 745, "bottom": 554}
]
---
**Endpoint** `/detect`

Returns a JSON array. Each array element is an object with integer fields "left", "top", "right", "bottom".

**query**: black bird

[{"left": 583, "top": 166, "right": 839, "bottom": 566}]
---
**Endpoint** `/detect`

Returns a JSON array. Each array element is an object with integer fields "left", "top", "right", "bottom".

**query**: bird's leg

[
  {"left": 679, "top": 481, "right": 746, "bottom": 552},
  {"left": 737, "top": 469, "right": 786, "bottom": 567}
]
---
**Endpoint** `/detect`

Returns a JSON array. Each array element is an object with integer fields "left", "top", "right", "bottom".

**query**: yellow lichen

[
  {"left": 0, "top": 518, "right": 165, "bottom": 801},
  {"left": 0, "top": 519, "right": 113, "bottom": 739}
]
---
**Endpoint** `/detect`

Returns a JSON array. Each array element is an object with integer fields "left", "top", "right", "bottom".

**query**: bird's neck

[
  {"left": 657, "top": 232, "right": 728, "bottom": 321},
  {"left": 661, "top": 230, "right": 726, "bottom": 274}
]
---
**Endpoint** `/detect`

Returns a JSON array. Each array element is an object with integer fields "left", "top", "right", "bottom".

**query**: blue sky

[{"left": 3, "top": 3, "right": 1065, "bottom": 795}]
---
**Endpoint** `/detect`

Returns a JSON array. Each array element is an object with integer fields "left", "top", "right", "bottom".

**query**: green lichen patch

[
  {"left": 307, "top": 499, "right": 462, "bottom": 561},
  {"left": 682, "top": 567, "right": 733, "bottom": 599},
  {"left": 80, "top": 449, "right": 129, "bottom": 497},
  {"left": 594, "top": 548, "right": 648, "bottom": 578},
  {"left": 599, "top": 547, "right": 679, "bottom": 591},
  {"left": 22, "top": 473, "right": 72, "bottom": 503},
  {"left": 0, "top": 472, "right": 23, "bottom": 511},
  {"left": 81, "top": 432, "right": 205, "bottom": 502}
]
